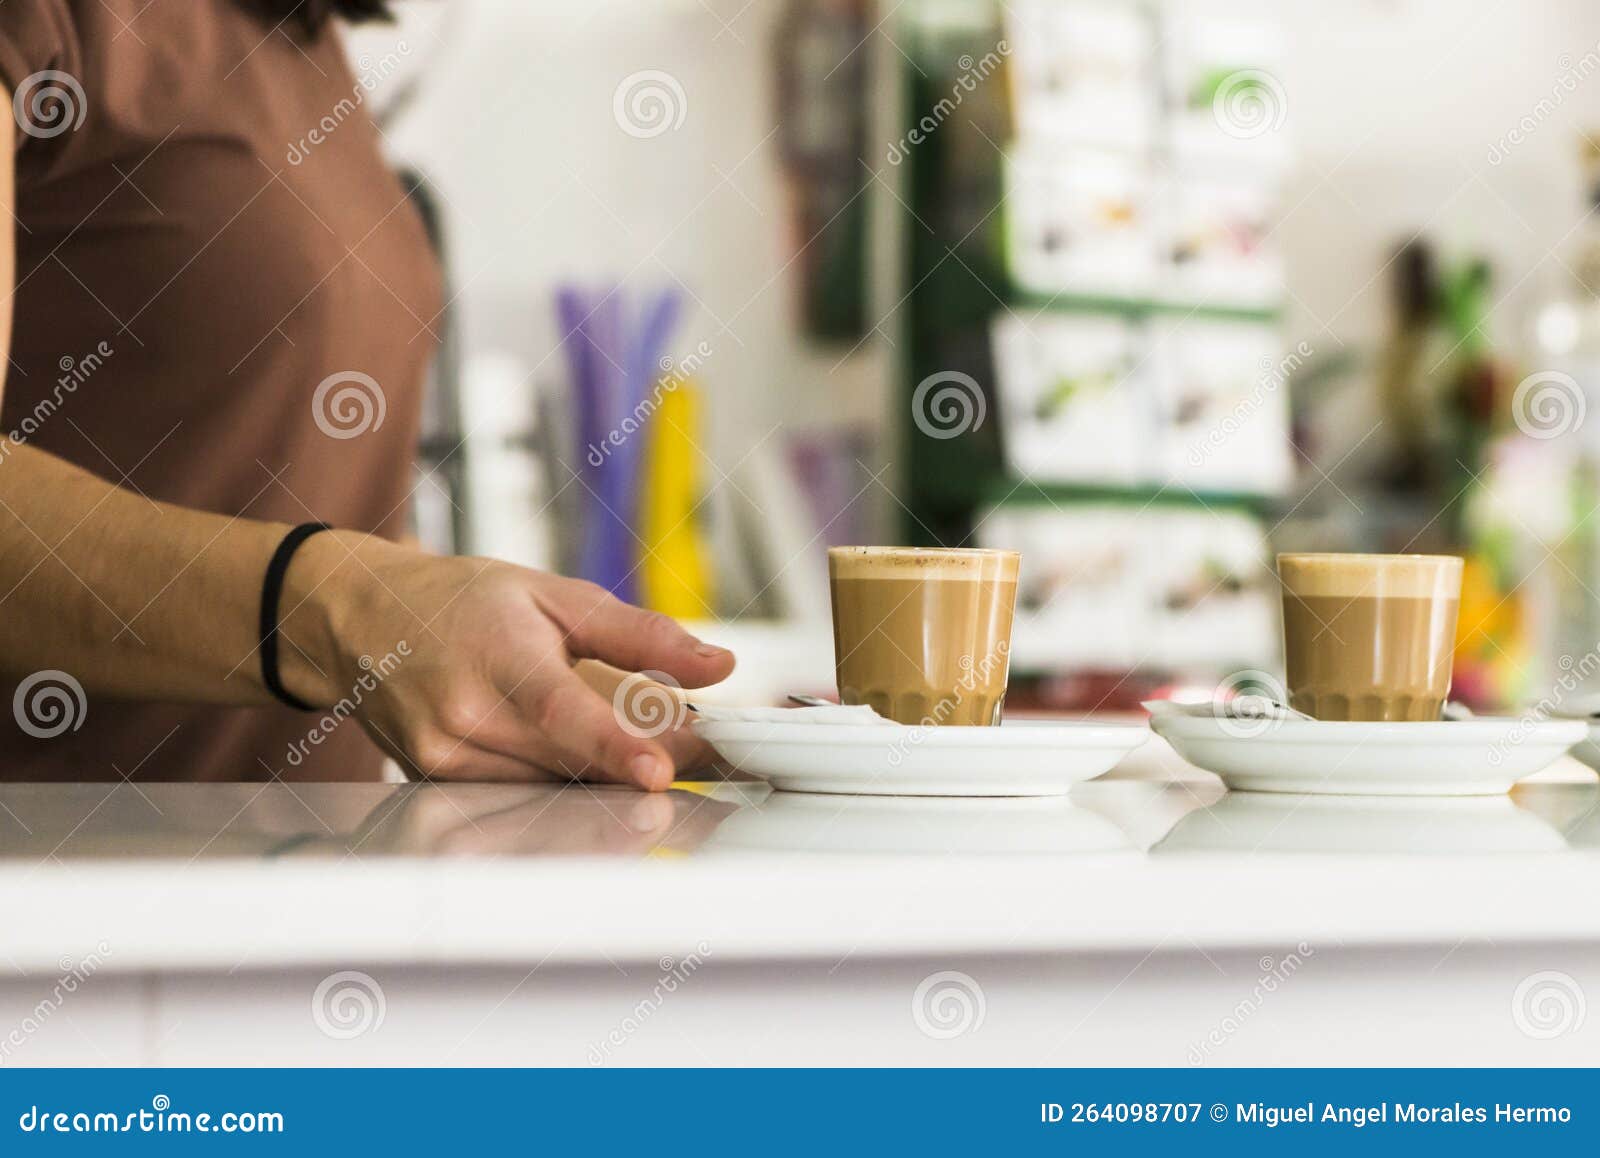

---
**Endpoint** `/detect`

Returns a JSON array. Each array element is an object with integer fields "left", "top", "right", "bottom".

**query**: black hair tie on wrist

[{"left": 260, "top": 522, "right": 332, "bottom": 711}]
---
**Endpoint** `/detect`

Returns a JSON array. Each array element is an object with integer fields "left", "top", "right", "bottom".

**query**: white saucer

[
  {"left": 1150, "top": 714, "right": 1586, "bottom": 796},
  {"left": 691, "top": 719, "right": 1149, "bottom": 797}
]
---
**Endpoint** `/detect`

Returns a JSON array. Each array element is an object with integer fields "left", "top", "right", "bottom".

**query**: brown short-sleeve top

[{"left": 0, "top": 0, "right": 443, "bottom": 782}]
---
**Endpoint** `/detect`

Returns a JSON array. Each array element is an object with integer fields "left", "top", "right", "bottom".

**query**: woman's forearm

[
  {"left": 0, "top": 441, "right": 737, "bottom": 788},
  {"left": 0, "top": 441, "right": 320, "bottom": 704}
]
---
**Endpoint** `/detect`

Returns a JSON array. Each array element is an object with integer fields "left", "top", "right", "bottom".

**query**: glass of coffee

[
  {"left": 827, "top": 546, "right": 1020, "bottom": 726},
  {"left": 1278, "top": 553, "right": 1463, "bottom": 722}
]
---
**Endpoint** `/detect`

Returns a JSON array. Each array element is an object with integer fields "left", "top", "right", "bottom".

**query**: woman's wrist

[{"left": 272, "top": 528, "right": 380, "bottom": 708}]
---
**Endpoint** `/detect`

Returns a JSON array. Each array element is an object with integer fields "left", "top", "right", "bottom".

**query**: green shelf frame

[
  {"left": 980, "top": 476, "right": 1273, "bottom": 513},
  {"left": 1007, "top": 288, "right": 1281, "bottom": 325}
]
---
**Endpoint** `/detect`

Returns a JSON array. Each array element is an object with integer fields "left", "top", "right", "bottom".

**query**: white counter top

[{"left": 3, "top": 743, "right": 1599, "bottom": 976}]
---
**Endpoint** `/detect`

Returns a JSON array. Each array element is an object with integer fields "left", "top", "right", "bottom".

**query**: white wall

[{"left": 1268, "top": 0, "right": 1600, "bottom": 358}]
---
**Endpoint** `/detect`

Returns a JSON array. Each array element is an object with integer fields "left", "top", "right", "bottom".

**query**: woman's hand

[{"left": 279, "top": 532, "right": 734, "bottom": 790}]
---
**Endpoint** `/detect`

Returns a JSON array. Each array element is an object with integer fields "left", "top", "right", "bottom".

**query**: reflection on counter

[
  {"left": 1507, "top": 784, "right": 1600, "bottom": 849},
  {"left": 1154, "top": 791, "right": 1569, "bottom": 855},
  {"left": 0, "top": 783, "right": 738, "bottom": 861},
  {"left": 0, "top": 779, "right": 1594, "bottom": 863},
  {"left": 700, "top": 791, "right": 1133, "bottom": 856}
]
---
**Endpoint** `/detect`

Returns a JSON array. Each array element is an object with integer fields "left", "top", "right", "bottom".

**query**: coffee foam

[
  {"left": 827, "top": 546, "right": 1019, "bottom": 582},
  {"left": 1277, "top": 553, "right": 1462, "bottom": 599}
]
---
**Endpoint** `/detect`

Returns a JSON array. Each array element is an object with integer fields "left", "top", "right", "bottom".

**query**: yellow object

[
  {"left": 668, "top": 781, "right": 719, "bottom": 798},
  {"left": 638, "top": 379, "right": 715, "bottom": 617},
  {"left": 1453, "top": 552, "right": 1526, "bottom": 707},
  {"left": 1455, "top": 555, "right": 1514, "bottom": 655}
]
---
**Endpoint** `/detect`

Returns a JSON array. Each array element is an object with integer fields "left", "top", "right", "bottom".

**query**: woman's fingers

[
  {"left": 573, "top": 659, "right": 720, "bottom": 773},
  {"left": 511, "top": 667, "right": 677, "bottom": 791},
  {"left": 583, "top": 661, "right": 722, "bottom": 773},
  {"left": 541, "top": 580, "right": 735, "bottom": 689},
  {"left": 409, "top": 666, "right": 695, "bottom": 790}
]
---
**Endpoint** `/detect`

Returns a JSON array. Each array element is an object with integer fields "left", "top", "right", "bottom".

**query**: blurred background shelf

[
  {"left": 896, "top": 0, "right": 1291, "bottom": 682},
  {"left": 366, "top": 0, "right": 1600, "bottom": 713}
]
